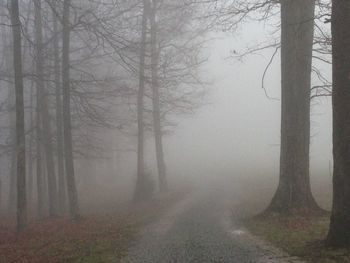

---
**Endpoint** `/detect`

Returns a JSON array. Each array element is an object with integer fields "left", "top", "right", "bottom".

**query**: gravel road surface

[{"left": 122, "top": 184, "right": 302, "bottom": 263}]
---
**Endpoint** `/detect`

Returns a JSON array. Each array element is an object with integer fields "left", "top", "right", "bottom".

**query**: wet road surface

[{"left": 122, "top": 185, "right": 302, "bottom": 263}]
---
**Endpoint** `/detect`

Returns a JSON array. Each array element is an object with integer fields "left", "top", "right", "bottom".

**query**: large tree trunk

[
  {"left": 134, "top": 0, "right": 149, "bottom": 201},
  {"left": 34, "top": 0, "right": 59, "bottom": 217},
  {"left": 267, "top": 0, "right": 319, "bottom": 214},
  {"left": 149, "top": 0, "right": 168, "bottom": 193},
  {"left": 11, "top": 0, "right": 27, "bottom": 233},
  {"left": 52, "top": 0, "right": 66, "bottom": 215},
  {"left": 62, "top": 0, "right": 80, "bottom": 220},
  {"left": 326, "top": 0, "right": 350, "bottom": 247}
]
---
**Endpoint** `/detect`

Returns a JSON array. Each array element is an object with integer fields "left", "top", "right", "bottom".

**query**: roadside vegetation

[
  {"left": 233, "top": 174, "right": 350, "bottom": 263},
  {"left": 0, "top": 191, "right": 187, "bottom": 263},
  {"left": 246, "top": 216, "right": 338, "bottom": 263}
]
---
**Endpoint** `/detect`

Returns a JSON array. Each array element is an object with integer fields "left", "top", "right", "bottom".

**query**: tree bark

[
  {"left": 33, "top": 6, "right": 44, "bottom": 219},
  {"left": 11, "top": 0, "right": 27, "bottom": 233},
  {"left": 267, "top": 0, "right": 319, "bottom": 214},
  {"left": 62, "top": 0, "right": 80, "bottom": 220},
  {"left": 34, "top": 0, "right": 59, "bottom": 217},
  {"left": 27, "top": 81, "right": 34, "bottom": 206},
  {"left": 52, "top": 0, "right": 66, "bottom": 215},
  {"left": 36, "top": 110, "right": 45, "bottom": 217},
  {"left": 2, "top": 22, "right": 17, "bottom": 214},
  {"left": 0, "top": 179, "right": 2, "bottom": 211},
  {"left": 7, "top": 144, "right": 16, "bottom": 213},
  {"left": 326, "top": 0, "right": 350, "bottom": 247},
  {"left": 134, "top": 0, "right": 149, "bottom": 201},
  {"left": 149, "top": 0, "right": 168, "bottom": 193}
]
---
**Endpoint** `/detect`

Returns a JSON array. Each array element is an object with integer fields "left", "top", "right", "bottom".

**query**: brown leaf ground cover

[{"left": 0, "top": 191, "right": 187, "bottom": 263}]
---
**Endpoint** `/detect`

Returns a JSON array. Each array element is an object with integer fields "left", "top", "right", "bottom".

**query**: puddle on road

[{"left": 231, "top": 229, "right": 246, "bottom": 236}]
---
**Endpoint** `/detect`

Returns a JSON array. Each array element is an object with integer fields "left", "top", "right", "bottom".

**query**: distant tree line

[
  {"left": 4, "top": 0, "right": 350, "bottom": 249},
  {"left": 1, "top": 0, "right": 207, "bottom": 232}
]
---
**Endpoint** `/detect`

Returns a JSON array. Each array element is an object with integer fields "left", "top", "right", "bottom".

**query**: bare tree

[
  {"left": 266, "top": 0, "right": 320, "bottom": 214},
  {"left": 134, "top": 0, "right": 150, "bottom": 201},
  {"left": 51, "top": 0, "right": 67, "bottom": 215},
  {"left": 149, "top": 0, "right": 168, "bottom": 193},
  {"left": 27, "top": 80, "right": 35, "bottom": 206},
  {"left": 34, "top": 0, "right": 59, "bottom": 217},
  {"left": 208, "top": 0, "right": 323, "bottom": 214},
  {"left": 7, "top": 51, "right": 16, "bottom": 214},
  {"left": 10, "top": 0, "right": 27, "bottom": 233},
  {"left": 62, "top": 0, "right": 80, "bottom": 220},
  {"left": 36, "top": 98, "right": 45, "bottom": 217}
]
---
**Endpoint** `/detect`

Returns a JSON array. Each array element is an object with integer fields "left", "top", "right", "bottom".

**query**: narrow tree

[
  {"left": 149, "top": 0, "right": 168, "bottom": 193},
  {"left": 326, "top": 0, "right": 350, "bottom": 247},
  {"left": 27, "top": 80, "right": 35, "bottom": 205},
  {"left": 52, "top": 0, "right": 66, "bottom": 215},
  {"left": 62, "top": 0, "right": 79, "bottom": 220},
  {"left": 34, "top": 0, "right": 59, "bottom": 217},
  {"left": 1, "top": 21, "right": 17, "bottom": 214},
  {"left": 134, "top": 0, "right": 150, "bottom": 201},
  {"left": 36, "top": 97, "right": 44, "bottom": 217},
  {"left": 11, "top": 0, "right": 27, "bottom": 232},
  {"left": 267, "top": 0, "right": 320, "bottom": 214},
  {"left": 35, "top": 15, "right": 44, "bottom": 218}
]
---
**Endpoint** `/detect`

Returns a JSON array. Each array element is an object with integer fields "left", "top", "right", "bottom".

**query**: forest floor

[
  {"left": 0, "top": 190, "right": 187, "bottom": 263},
  {"left": 237, "top": 174, "right": 350, "bottom": 263},
  {"left": 245, "top": 214, "right": 350, "bottom": 263}
]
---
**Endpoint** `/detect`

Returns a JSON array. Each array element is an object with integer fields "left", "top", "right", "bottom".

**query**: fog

[
  {"left": 164, "top": 27, "right": 331, "bottom": 187},
  {"left": 3, "top": 1, "right": 343, "bottom": 261},
  {"left": 74, "top": 21, "right": 333, "bottom": 212}
]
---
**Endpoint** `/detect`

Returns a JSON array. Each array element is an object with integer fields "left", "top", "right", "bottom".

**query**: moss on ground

[{"left": 245, "top": 215, "right": 350, "bottom": 263}]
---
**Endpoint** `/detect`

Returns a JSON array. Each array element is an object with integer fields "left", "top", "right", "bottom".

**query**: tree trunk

[
  {"left": 149, "top": 0, "right": 168, "bottom": 193},
  {"left": 62, "top": 0, "right": 80, "bottom": 220},
  {"left": 2, "top": 21, "right": 17, "bottom": 214},
  {"left": 11, "top": 0, "right": 27, "bottom": 233},
  {"left": 7, "top": 148, "right": 16, "bottom": 213},
  {"left": 267, "top": 0, "right": 319, "bottom": 214},
  {"left": 34, "top": 0, "right": 58, "bottom": 217},
  {"left": 36, "top": 111, "right": 45, "bottom": 217},
  {"left": 27, "top": 81, "right": 34, "bottom": 206},
  {"left": 326, "top": 0, "right": 350, "bottom": 247},
  {"left": 134, "top": 0, "right": 149, "bottom": 201},
  {"left": 52, "top": 0, "right": 66, "bottom": 215},
  {"left": 0, "top": 178, "right": 2, "bottom": 211},
  {"left": 33, "top": 7, "right": 44, "bottom": 219}
]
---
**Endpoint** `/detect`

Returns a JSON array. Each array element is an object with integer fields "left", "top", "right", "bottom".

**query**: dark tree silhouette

[
  {"left": 149, "top": 0, "right": 168, "bottom": 193},
  {"left": 10, "top": 0, "right": 27, "bottom": 233},
  {"left": 134, "top": 0, "right": 151, "bottom": 201},
  {"left": 266, "top": 0, "right": 320, "bottom": 214},
  {"left": 62, "top": 0, "right": 80, "bottom": 220},
  {"left": 327, "top": 0, "right": 350, "bottom": 247}
]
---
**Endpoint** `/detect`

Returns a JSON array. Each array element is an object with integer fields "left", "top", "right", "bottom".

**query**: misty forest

[{"left": 1, "top": 0, "right": 350, "bottom": 262}]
